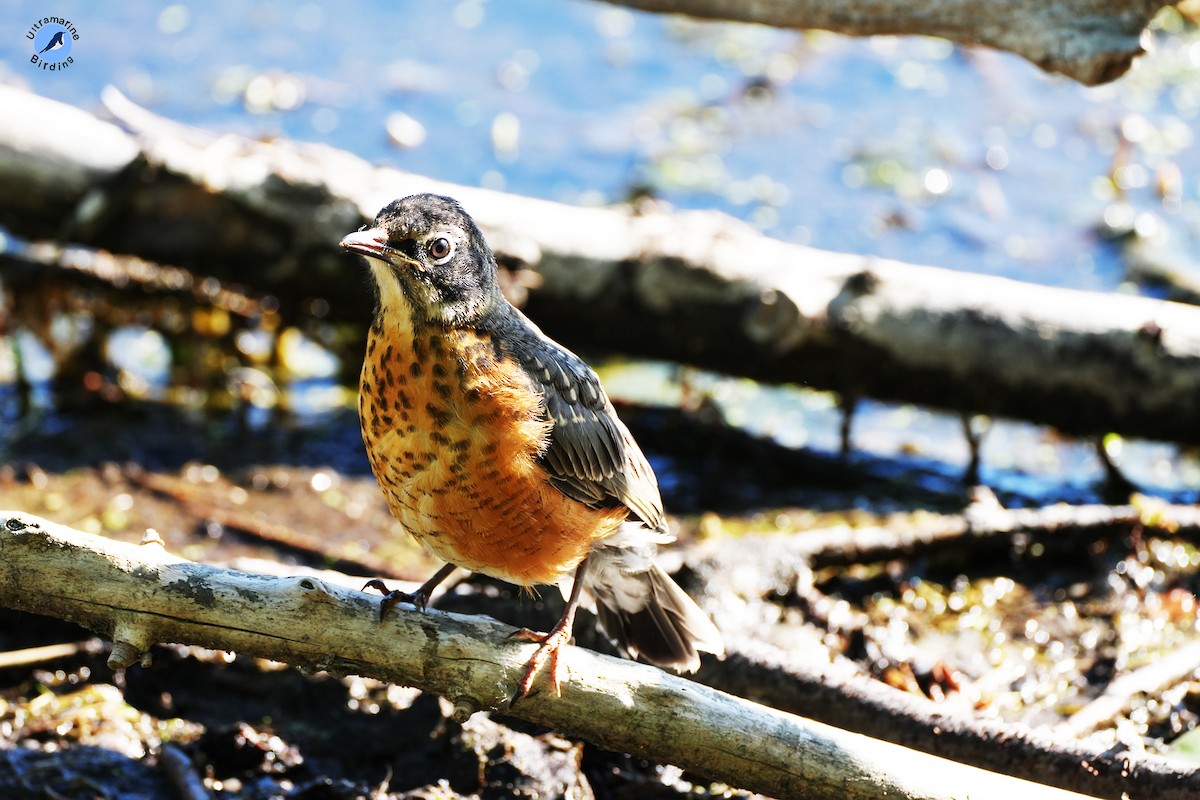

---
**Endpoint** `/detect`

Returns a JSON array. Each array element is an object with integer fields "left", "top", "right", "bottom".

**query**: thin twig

[
  {"left": 0, "top": 641, "right": 97, "bottom": 670},
  {"left": 1063, "top": 640, "right": 1200, "bottom": 737}
]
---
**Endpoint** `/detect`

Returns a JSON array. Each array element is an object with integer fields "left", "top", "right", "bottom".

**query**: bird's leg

[
  {"left": 511, "top": 557, "right": 591, "bottom": 698},
  {"left": 364, "top": 563, "right": 458, "bottom": 620}
]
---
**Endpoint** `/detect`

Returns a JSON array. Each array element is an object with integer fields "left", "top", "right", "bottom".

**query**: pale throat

[
  {"left": 368, "top": 258, "right": 506, "bottom": 330},
  {"left": 368, "top": 263, "right": 424, "bottom": 330}
]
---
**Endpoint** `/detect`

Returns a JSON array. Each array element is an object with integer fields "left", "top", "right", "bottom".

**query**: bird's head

[{"left": 341, "top": 194, "right": 501, "bottom": 326}]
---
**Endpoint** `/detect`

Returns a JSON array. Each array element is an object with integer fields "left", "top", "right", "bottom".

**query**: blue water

[
  {"left": 3, "top": 1, "right": 1196, "bottom": 294},
  {"left": 3, "top": 1, "right": 1199, "bottom": 503}
]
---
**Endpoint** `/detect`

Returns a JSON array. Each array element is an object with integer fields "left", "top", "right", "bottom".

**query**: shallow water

[
  {"left": 3, "top": 1, "right": 1196, "bottom": 287},
  {"left": 2, "top": 2, "right": 1199, "bottom": 501}
]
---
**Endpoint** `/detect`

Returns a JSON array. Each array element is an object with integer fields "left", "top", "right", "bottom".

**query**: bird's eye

[{"left": 426, "top": 237, "right": 454, "bottom": 263}]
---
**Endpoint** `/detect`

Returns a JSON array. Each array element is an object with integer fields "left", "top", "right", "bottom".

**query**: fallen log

[
  {"left": 0, "top": 510, "right": 1101, "bottom": 800},
  {"left": 4, "top": 86, "right": 1200, "bottom": 445}
]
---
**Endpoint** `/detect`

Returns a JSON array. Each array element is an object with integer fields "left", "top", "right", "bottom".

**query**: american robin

[{"left": 340, "top": 193, "right": 723, "bottom": 697}]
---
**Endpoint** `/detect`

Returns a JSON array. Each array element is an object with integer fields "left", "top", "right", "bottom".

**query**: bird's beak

[
  {"left": 340, "top": 228, "right": 390, "bottom": 260},
  {"left": 340, "top": 228, "right": 424, "bottom": 271}
]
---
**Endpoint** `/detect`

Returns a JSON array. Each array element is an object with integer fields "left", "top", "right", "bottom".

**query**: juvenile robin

[{"left": 340, "top": 193, "right": 723, "bottom": 696}]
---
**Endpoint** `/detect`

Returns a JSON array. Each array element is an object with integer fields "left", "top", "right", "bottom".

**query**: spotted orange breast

[{"left": 359, "top": 319, "right": 627, "bottom": 587}]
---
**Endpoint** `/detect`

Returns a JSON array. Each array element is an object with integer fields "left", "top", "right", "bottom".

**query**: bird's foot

[
  {"left": 363, "top": 578, "right": 431, "bottom": 621},
  {"left": 510, "top": 622, "right": 573, "bottom": 698}
]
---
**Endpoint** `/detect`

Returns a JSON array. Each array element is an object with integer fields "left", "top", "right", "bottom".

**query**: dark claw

[
  {"left": 362, "top": 579, "right": 430, "bottom": 621},
  {"left": 362, "top": 578, "right": 390, "bottom": 595},
  {"left": 507, "top": 626, "right": 548, "bottom": 643}
]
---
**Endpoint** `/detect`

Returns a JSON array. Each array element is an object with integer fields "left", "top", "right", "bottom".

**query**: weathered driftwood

[
  {"left": 6, "top": 85, "right": 1200, "bottom": 446},
  {"left": 598, "top": 0, "right": 1170, "bottom": 85},
  {"left": 0, "top": 511, "right": 1101, "bottom": 800}
]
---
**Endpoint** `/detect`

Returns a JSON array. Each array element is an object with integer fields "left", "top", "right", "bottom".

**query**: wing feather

[{"left": 510, "top": 330, "right": 665, "bottom": 531}]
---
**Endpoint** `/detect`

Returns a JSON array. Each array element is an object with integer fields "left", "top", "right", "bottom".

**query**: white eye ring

[{"left": 426, "top": 236, "right": 454, "bottom": 264}]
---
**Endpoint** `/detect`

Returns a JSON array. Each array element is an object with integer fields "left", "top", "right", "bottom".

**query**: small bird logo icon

[{"left": 38, "top": 31, "right": 66, "bottom": 54}]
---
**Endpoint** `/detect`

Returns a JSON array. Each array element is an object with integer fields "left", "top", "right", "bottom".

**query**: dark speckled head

[{"left": 341, "top": 194, "right": 502, "bottom": 326}]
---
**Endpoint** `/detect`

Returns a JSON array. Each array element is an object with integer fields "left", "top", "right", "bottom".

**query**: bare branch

[
  {"left": 0, "top": 640, "right": 98, "bottom": 670},
  {"left": 598, "top": 0, "right": 1169, "bottom": 85},
  {"left": 0, "top": 510, "right": 1100, "bottom": 800},
  {"left": 1063, "top": 640, "right": 1200, "bottom": 737}
]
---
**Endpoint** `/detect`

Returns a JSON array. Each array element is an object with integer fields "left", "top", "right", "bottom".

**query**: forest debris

[
  {"left": 687, "top": 499, "right": 1200, "bottom": 799},
  {"left": 704, "top": 636, "right": 1198, "bottom": 800}
]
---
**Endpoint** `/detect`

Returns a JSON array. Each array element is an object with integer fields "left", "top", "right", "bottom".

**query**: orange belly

[{"left": 359, "top": 319, "right": 627, "bottom": 586}]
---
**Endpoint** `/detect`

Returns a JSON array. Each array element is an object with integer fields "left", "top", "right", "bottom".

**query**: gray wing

[{"left": 512, "top": 333, "right": 665, "bottom": 532}]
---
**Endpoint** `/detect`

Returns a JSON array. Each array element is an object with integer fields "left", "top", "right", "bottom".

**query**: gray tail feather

[{"left": 590, "top": 563, "right": 724, "bottom": 672}]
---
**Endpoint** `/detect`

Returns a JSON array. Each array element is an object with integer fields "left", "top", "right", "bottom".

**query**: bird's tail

[{"left": 582, "top": 526, "right": 723, "bottom": 671}]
